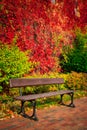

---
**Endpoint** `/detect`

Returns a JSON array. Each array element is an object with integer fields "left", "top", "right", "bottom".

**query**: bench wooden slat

[
  {"left": 14, "top": 90, "right": 74, "bottom": 101},
  {"left": 10, "top": 78, "right": 64, "bottom": 88}
]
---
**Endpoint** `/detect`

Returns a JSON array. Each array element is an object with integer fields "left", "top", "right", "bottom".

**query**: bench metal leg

[
  {"left": 68, "top": 92, "right": 75, "bottom": 108},
  {"left": 30, "top": 100, "right": 38, "bottom": 121},
  {"left": 59, "top": 94, "right": 64, "bottom": 105},
  {"left": 18, "top": 101, "right": 25, "bottom": 114},
  {"left": 18, "top": 100, "right": 38, "bottom": 121},
  {"left": 59, "top": 93, "right": 75, "bottom": 108}
]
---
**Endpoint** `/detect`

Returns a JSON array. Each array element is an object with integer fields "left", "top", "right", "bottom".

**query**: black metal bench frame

[{"left": 9, "top": 78, "right": 75, "bottom": 121}]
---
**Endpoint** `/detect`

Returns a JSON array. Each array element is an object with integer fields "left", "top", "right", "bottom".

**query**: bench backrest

[{"left": 9, "top": 78, "right": 64, "bottom": 88}]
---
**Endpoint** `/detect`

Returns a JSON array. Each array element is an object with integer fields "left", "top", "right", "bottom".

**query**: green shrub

[
  {"left": 0, "top": 43, "right": 33, "bottom": 93},
  {"left": 61, "top": 30, "right": 87, "bottom": 72}
]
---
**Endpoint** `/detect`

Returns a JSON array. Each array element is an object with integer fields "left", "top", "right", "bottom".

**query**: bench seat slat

[{"left": 14, "top": 90, "right": 74, "bottom": 101}]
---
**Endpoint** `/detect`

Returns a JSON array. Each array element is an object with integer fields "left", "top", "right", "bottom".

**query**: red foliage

[
  {"left": 78, "top": 0, "right": 87, "bottom": 28},
  {"left": 63, "top": 0, "right": 87, "bottom": 29},
  {"left": 0, "top": 0, "right": 55, "bottom": 73},
  {"left": 0, "top": 0, "right": 87, "bottom": 73}
]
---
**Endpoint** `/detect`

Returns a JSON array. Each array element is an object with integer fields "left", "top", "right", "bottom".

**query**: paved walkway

[{"left": 0, "top": 97, "right": 87, "bottom": 130}]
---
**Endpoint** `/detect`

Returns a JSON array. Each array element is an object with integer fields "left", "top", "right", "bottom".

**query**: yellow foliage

[{"left": 65, "top": 71, "right": 87, "bottom": 90}]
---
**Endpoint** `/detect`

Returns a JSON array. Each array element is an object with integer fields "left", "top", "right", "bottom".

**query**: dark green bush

[
  {"left": 61, "top": 30, "right": 87, "bottom": 73},
  {"left": 0, "top": 43, "right": 33, "bottom": 93}
]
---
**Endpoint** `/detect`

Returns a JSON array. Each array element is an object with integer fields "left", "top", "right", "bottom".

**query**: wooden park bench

[{"left": 9, "top": 78, "right": 75, "bottom": 121}]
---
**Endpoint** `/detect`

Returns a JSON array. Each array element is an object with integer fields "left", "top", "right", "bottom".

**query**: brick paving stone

[{"left": 0, "top": 97, "right": 87, "bottom": 130}]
